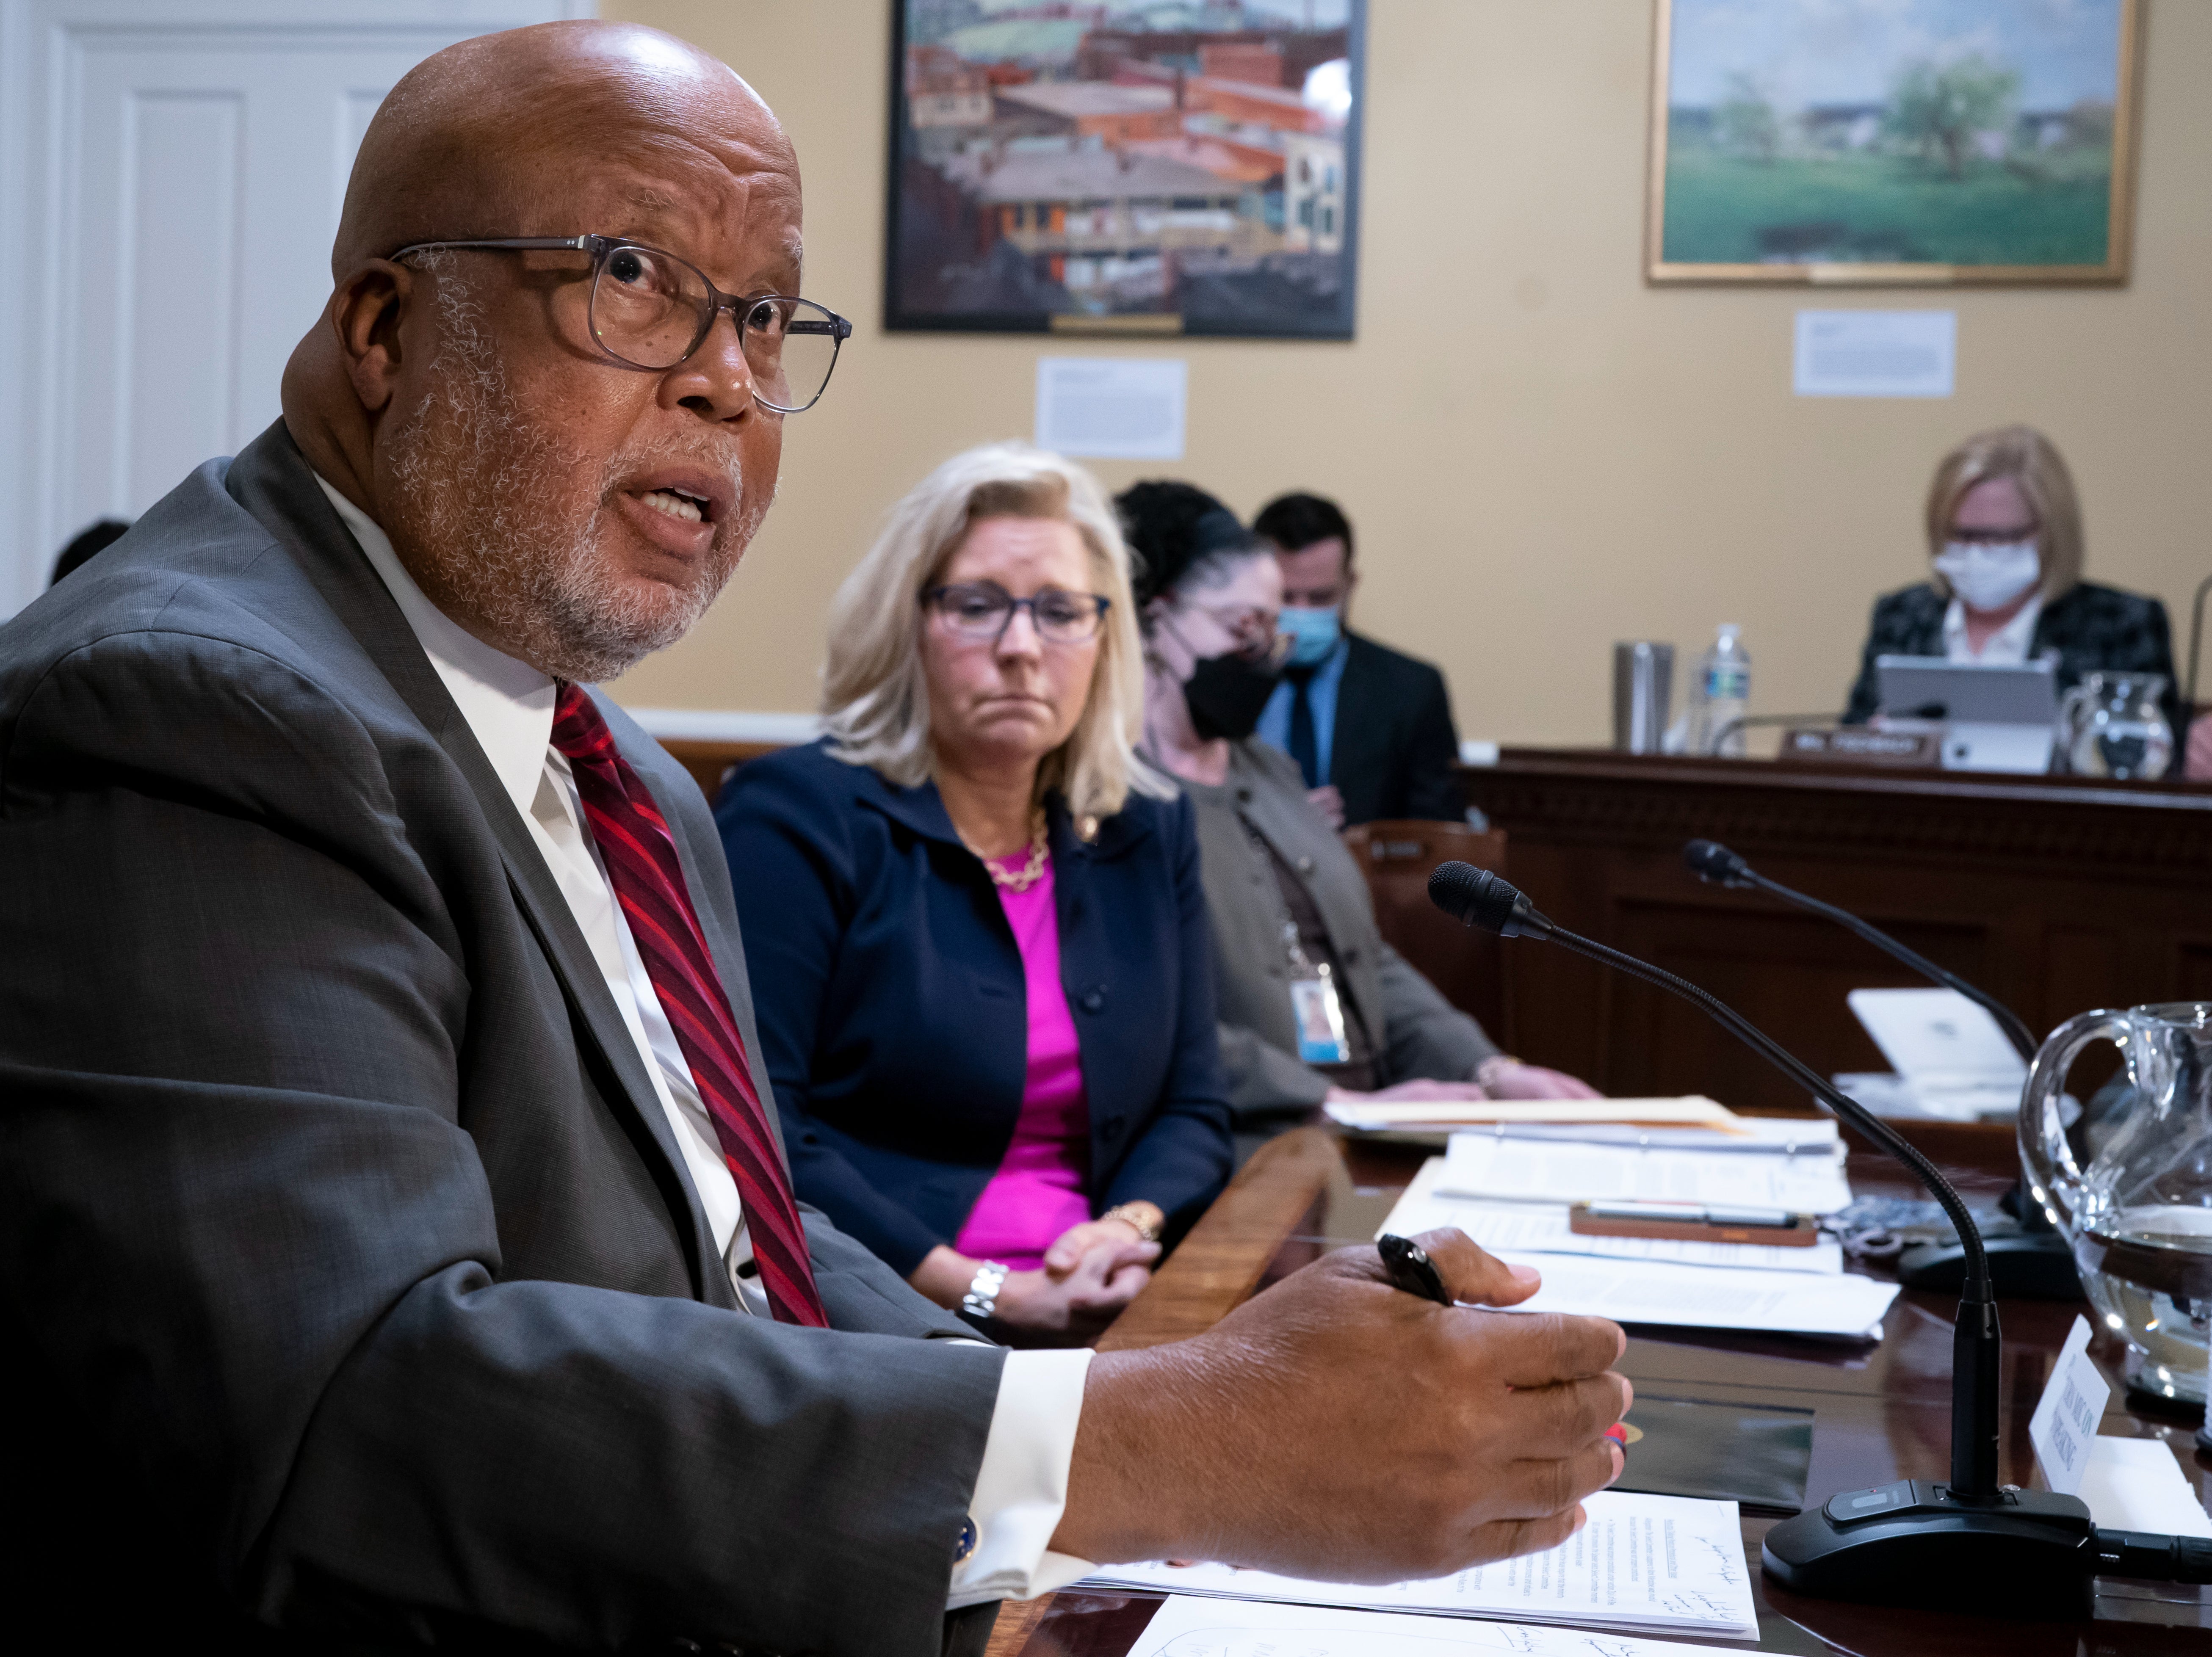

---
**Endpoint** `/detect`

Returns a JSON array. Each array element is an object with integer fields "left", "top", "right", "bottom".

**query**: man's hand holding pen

[{"left": 1051, "top": 1228, "right": 1631, "bottom": 1580}]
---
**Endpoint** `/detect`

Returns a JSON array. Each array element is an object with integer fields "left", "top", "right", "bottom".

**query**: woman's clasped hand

[{"left": 912, "top": 1210, "right": 1164, "bottom": 1335}]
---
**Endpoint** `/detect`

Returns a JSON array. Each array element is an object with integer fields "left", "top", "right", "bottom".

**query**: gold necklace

[{"left": 963, "top": 816, "right": 1050, "bottom": 892}]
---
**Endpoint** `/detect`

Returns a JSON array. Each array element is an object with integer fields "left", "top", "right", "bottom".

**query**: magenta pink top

[{"left": 952, "top": 856, "right": 1092, "bottom": 1270}]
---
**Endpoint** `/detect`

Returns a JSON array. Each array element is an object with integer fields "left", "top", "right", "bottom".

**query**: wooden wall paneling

[
  {"left": 2179, "top": 942, "right": 2212, "bottom": 1003},
  {"left": 1468, "top": 750, "right": 2212, "bottom": 1109}
]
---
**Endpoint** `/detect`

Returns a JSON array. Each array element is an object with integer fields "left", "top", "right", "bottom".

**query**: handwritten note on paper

[
  {"left": 1132, "top": 1595, "right": 1761, "bottom": 1657},
  {"left": 1080, "top": 1491, "right": 1759, "bottom": 1640},
  {"left": 2028, "top": 1315, "right": 2111, "bottom": 1497}
]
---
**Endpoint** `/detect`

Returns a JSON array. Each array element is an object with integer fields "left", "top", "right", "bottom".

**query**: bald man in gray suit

[{"left": 0, "top": 21, "right": 1629, "bottom": 1655}]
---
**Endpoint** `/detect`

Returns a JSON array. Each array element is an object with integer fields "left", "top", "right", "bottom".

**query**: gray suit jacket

[
  {"left": 1187, "top": 740, "right": 1496, "bottom": 1121},
  {"left": 0, "top": 423, "right": 1004, "bottom": 1654}
]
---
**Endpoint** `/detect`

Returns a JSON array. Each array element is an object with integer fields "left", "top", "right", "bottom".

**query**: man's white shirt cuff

[{"left": 947, "top": 1347, "right": 1095, "bottom": 1607}]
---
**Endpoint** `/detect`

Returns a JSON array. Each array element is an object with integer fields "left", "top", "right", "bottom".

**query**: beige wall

[{"left": 604, "top": 0, "right": 2212, "bottom": 745}]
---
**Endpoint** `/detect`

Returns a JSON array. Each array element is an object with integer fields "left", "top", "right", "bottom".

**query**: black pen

[{"left": 1377, "top": 1233, "right": 1454, "bottom": 1306}]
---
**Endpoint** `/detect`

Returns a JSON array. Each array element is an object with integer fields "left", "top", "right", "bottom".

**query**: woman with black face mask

[{"left": 1120, "top": 481, "right": 1600, "bottom": 1162}]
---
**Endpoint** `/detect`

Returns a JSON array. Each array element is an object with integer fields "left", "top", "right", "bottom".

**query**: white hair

[{"left": 821, "top": 442, "right": 1172, "bottom": 822}]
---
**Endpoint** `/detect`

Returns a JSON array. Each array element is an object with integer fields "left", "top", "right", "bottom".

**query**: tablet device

[{"left": 1874, "top": 654, "right": 2057, "bottom": 724}]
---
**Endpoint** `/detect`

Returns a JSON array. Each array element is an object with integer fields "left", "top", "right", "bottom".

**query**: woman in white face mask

[{"left": 1841, "top": 424, "right": 2182, "bottom": 737}]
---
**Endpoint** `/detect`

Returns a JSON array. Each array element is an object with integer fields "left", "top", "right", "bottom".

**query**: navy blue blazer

[{"left": 714, "top": 741, "right": 1233, "bottom": 1278}]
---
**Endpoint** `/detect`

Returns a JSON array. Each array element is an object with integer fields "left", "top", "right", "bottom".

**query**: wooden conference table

[{"left": 986, "top": 1125, "right": 2212, "bottom": 1657}]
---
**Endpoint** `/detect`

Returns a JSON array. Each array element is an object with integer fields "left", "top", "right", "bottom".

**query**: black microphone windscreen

[
  {"left": 1427, "top": 861, "right": 1526, "bottom": 935},
  {"left": 1683, "top": 839, "right": 1751, "bottom": 885}
]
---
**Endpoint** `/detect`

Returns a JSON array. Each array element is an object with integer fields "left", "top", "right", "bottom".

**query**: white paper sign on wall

[
  {"left": 1793, "top": 310, "right": 1956, "bottom": 398},
  {"left": 2028, "top": 1314, "right": 2111, "bottom": 1496},
  {"left": 1034, "top": 357, "right": 1186, "bottom": 460}
]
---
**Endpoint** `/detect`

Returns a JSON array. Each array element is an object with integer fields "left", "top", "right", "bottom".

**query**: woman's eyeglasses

[{"left": 924, "top": 582, "right": 1112, "bottom": 645}]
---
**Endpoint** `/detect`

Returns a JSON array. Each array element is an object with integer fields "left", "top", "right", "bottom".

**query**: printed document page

[
  {"left": 1081, "top": 1491, "right": 1758, "bottom": 1639},
  {"left": 1132, "top": 1594, "right": 1763, "bottom": 1657},
  {"left": 1385, "top": 1159, "right": 1845, "bottom": 1275},
  {"left": 1440, "top": 1132, "right": 1852, "bottom": 1216},
  {"left": 1379, "top": 1173, "right": 1898, "bottom": 1338},
  {"left": 1486, "top": 1252, "right": 1896, "bottom": 1339}
]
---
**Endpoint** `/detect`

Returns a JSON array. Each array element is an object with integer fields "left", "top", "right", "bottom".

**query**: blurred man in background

[{"left": 1253, "top": 492, "right": 1462, "bottom": 828}]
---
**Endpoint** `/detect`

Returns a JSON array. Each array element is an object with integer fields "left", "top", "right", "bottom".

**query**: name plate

[
  {"left": 1783, "top": 726, "right": 1941, "bottom": 767},
  {"left": 2028, "top": 1314, "right": 2110, "bottom": 1495}
]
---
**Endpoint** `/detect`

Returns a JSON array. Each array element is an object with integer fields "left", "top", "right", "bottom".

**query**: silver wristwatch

[{"left": 961, "top": 1261, "right": 1009, "bottom": 1320}]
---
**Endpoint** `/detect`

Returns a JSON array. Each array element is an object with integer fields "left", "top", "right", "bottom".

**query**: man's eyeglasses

[
  {"left": 924, "top": 581, "right": 1112, "bottom": 646},
  {"left": 388, "top": 234, "right": 852, "bottom": 414}
]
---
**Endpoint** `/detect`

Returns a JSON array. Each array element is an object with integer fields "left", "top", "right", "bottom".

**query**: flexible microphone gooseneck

[
  {"left": 1423, "top": 862, "right": 2201, "bottom": 1614},
  {"left": 1681, "top": 839, "right": 2035, "bottom": 1061},
  {"left": 1429, "top": 861, "right": 1999, "bottom": 1492},
  {"left": 1679, "top": 839, "right": 2082, "bottom": 1302}
]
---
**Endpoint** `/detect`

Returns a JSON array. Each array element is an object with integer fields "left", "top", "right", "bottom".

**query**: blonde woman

[
  {"left": 714, "top": 443, "right": 1232, "bottom": 1339},
  {"left": 1843, "top": 425, "right": 2179, "bottom": 735}
]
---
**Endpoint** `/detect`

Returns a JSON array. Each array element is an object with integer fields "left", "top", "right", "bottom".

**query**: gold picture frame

[{"left": 1645, "top": 0, "right": 2141, "bottom": 286}]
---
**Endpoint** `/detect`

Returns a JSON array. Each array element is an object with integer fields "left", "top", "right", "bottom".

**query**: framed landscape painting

[
  {"left": 1647, "top": 0, "right": 2140, "bottom": 284},
  {"left": 885, "top": 0, "right": 1363, "bottom": 337}
]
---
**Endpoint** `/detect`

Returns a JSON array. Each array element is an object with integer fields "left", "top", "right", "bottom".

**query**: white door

[{"left": 0, "top": 0, "right": 592, "bottom": 614}]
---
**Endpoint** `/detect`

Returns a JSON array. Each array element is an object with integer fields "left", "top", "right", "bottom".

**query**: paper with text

[
  {"left": 1379, "top": 1172, "right": 1894, "bottom": 1337},
  {"left": 1081, "top": 1491, "right": 1758, "bottom": 1640},
  {"left": 1132, "top": 1594, "right": 1764, "bottom": 1657},
  {"left": 1440, "top": 1135, "right": 1851, "bottom": 1216},
  {"left": 2027, "top": 1315, "right": 2110, "bottom": 1497},
  {"left": 2077, "top": 1436, "right": 2212, "bottom": 1538},
  {"left": 1385, "top": 1159, "right": 1844, "bottom": 1275}
]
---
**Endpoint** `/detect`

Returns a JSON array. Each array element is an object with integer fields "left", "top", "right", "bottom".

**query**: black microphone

[
  {"left": 1681, "top": 840, "right": 2034, "bottom": 1060},
  {"left": 1425, "top": 863, "right": 2119, "bottom": 1613},
  {"left": 1680, "top": 839, "right": 2079, "bottom": 1301}
]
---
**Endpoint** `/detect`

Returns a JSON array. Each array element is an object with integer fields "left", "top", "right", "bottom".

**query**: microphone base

[
  {"left": 1897, "top": 1230, "right": 2082, "bottom": 1300},
  {"left": 1762, "top": 1480, "right": 2095, "bottom": 1616}
]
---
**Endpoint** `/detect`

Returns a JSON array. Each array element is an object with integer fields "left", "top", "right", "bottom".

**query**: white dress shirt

[
  {"left": 1943, "top": 593, "right": 2043, "bottom": 665},
  {"left": 316, "top": 475, "right": 1094, "bottom": 1607}
]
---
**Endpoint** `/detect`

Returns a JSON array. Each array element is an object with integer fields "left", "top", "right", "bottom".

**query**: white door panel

[{"left": 1, "top": 0, "right": 592, "bottom": 614}]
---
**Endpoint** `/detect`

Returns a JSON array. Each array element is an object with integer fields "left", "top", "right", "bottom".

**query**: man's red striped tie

[{"left": 550, "top": 683, "right": 827, "bottom": 1327}]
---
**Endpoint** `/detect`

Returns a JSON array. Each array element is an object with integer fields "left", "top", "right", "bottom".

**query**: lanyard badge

[{"left": 1283, "top": 921, "right": 1350, "bottom": 1064}]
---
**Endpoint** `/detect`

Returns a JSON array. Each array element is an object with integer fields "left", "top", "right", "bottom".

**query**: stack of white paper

[
  {"left": 1081, "top": 1491, "right": 1759, "bottom": 1641},
  {"left": 1386, "top": 1158, "right": 1845, "bottom": 1275},
  {"left": 1466, "top": 1250, "right": 1897, "bottom": 1339},
  {"left": 1322, "top": 1096, "right": 1748, "bottom": 1135},
  {"left": 1131, "top": 1594, "right": 1761, "bottom": 1657},
  {"left": 1439, "top": 1129, "right": 1852, "bottom": 1216},
  {"left": 1379, "top": 1165, "right": 1900, "bottom": 1338}
]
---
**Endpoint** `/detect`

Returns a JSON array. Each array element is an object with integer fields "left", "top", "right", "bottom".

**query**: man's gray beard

[{"left": 381, "top": 273, "right": 750, "bottom": 684}]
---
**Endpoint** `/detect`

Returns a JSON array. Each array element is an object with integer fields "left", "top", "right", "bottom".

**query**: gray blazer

[
  {"left": 0, "top": 423, "right": 1002, "bottom": 1654},
  {"left": 1186, "top": 740, "right": 1497, "bottom": 1120}
]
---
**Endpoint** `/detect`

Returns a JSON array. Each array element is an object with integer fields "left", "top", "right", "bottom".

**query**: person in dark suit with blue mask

[
  {"left": 716, "top": 443, "right": 1233, "bottom": 1341},
  {"left": 1251, "top": 492, "right": 1464, "bottom": 829}
]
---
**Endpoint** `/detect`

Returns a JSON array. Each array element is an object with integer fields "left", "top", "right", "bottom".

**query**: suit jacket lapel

[
  {"left": 1328, "top": 636, "right": 1380, "bottom": 801},
  {"left": 221, "top": 423, "right": 721, "bottom": 1293}
]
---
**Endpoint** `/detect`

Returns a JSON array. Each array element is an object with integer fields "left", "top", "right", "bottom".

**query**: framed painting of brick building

[{"left": 885, "top": 1, "right": 1364, "bottom": 337}]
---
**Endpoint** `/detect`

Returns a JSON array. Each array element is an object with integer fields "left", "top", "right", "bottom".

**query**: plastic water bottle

[{"left": 1690, "top": 624, "right": 1751, "bottom": 757}]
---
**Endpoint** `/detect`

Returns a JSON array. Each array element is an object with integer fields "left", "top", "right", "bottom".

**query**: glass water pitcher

[
  {"left": 2057, "top": 670, "right": 2173, "bottom": 780},
  {"left": 2021, "top": 1002, "right": 2212, "bottom": 1403}
]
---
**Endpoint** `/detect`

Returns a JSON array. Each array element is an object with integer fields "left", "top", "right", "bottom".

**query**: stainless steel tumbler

[{"left": 1612, "top": 641, "right": 1674, "bottom": 754}]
